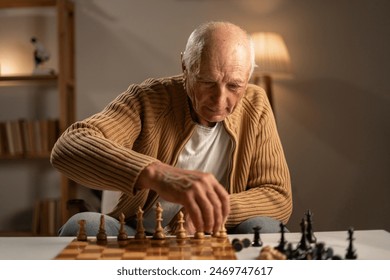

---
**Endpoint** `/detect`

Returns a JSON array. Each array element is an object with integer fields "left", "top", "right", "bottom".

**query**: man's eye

[
  {"left": 228, "top": 84, "right": 240, "bottom": 91},
  {"left": 201, "top": 81, "right": 215, "bottom": 88}
]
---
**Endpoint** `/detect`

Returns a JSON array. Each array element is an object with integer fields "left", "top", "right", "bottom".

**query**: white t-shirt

[{"left": 142, "top": 122, "right": 232, "bottom": 233}]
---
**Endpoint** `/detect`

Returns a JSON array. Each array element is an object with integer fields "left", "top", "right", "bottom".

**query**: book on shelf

[
  {"left": 0, "top": 118, "right": 60, "bottom": 158},
  {"left": 32, "top": 198, "right": 61, "bottom": 236}
]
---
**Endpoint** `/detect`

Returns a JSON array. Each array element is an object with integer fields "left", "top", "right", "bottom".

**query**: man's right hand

[{"left": 136, "top": 161, "right": 230, "bottom": 234}]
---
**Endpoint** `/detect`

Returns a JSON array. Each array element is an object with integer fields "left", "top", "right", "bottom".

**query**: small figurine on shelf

[{"left": 30, "top": 37, "right": 55, "bottom": 75}]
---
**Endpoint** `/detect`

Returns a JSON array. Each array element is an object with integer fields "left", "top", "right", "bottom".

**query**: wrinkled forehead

[{"left": 200, "top": 40, "right": 252, "bottom": 77}]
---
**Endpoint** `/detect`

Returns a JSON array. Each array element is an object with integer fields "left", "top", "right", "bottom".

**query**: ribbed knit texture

[{"left": 51, "top": 75, "right": 292, "bottom": 228}]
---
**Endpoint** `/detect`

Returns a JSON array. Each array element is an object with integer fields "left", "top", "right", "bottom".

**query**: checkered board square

[{"left": 55, "top": 236, "right": 237, "bottom": 260}]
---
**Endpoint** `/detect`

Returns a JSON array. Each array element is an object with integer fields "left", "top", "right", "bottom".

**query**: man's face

[{"left": 185, "top": 41, "right": 251, "bottom": 127}]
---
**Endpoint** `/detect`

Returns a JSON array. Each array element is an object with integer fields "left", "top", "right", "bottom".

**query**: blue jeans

[{"left": 59, "top": 211, "right": 284, "bottom": 236}]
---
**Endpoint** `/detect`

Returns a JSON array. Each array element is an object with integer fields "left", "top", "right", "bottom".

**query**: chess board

[{"left": 55, "top": 236, "right": 237, "bottom": 260}]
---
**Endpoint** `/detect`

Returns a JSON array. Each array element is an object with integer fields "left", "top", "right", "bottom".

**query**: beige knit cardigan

[{"left": 51, "top": 75, "right": 292, "bottom": 228}]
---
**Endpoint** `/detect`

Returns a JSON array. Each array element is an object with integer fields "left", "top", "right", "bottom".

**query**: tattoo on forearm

[{"left": 160, "top": 171, "right": 198, "bottom": 189}]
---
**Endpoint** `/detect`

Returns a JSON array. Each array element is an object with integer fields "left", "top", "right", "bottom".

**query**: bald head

[
  {"left": 182, "top": 21, "right": 255, "bottom": 79},
  {"left": 182, "top": 22, "right": 254, "bottom": 127}
]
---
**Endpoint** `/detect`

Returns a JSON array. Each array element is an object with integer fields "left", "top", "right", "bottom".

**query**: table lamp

[{"left": 251, "top": 32, "right": 292, "bottom": 111}]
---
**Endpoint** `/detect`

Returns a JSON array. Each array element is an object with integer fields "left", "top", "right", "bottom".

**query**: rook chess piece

[
  {"left": 252, "top": 226, "right": 263, "bottom": 247},
  {"left": 77, "top": 219, "right": 87, "bottom": 241}
]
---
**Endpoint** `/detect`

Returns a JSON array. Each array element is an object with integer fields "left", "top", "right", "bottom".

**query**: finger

[
  {"left": 194, "top": 191, "right": 215, "bottom": 233},
  {"left": 184, "top": 198, "right": 204, "bottom": 232},
  {"left": 205, "top": 189, "right": 223, "bottom": 234},
  {"left": 214, "top": 183, "right": 230, "bottom": 219}
]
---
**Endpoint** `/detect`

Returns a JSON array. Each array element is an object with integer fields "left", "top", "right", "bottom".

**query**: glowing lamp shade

[
  {"left": 251, "top": 32, "right": 292, "bottom": 112},
  {"left": 251, "top": 32, "right": 292, "bottom": 78}
]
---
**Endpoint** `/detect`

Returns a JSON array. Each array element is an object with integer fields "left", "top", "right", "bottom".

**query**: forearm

[
  {"left": 50, "top": 121, "right": 158, "bottom": 195},
  {"left": 226, "top": 185, "right": 292, "bottom": 228}
]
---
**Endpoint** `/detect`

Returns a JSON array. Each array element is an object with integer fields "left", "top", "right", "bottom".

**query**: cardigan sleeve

[
  {"left": 50, "top": 86, "right": 159, "bottom": 196},
  {"left": 226, "top": 89, "right": 292, "bottom": 227}
]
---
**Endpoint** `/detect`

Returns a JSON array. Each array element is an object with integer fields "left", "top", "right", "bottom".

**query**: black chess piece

[
  {"left": 285, "top": 243, "right": 295, "bottom": 259},
  {"left": 232, "top": 238, "right": 244, "bottom": 252},
  {"left": 275, "top": 222, "right": 287, "bottom": 253},
  {"left": 345, "top": 227, "right": 357, "bottom": 259},
  {"left": 241, "top": 238, "right": 251, "bottom": 248},
  {"left": 297, "top": 218, "right": 310, "bottom": 251},
  {"left": 252, "top": 226, "right": 263, "bottom": 247},
  {"left": 305, "top": 209, "right": 317, "bottom": 244}
]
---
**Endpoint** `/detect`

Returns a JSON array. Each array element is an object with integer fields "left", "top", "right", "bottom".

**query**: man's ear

[{"left": 181, "top": 52, "right": 186, "bottom": 73}]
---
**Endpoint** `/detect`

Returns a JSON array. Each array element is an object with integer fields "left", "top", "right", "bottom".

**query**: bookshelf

[{"left": 0, "top": 0, "right": 76, "bottom": 235}]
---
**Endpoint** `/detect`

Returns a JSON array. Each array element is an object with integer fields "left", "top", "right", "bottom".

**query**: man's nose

[{"left": 210, "top": 86, "right": 228, "bottom": 108}]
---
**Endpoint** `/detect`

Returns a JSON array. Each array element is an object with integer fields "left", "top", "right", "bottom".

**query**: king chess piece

[
  {"left": 96, "top": 215, "right": 107, "bottom": 243},
  {"left": 135, "top": 206, "right": 146, "bottom": 239},
  {"left": 153, "top": 202, "right": 166, "bottom": 240}
]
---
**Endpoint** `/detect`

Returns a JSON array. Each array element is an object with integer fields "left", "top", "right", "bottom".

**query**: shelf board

[
  {"left": 0, "top": 231, "right": 36, "bottom": 237},
  {"left": 0, "top": 75, "right": 57, "bottom": 82},
  {"left": 0, "top": 0, "right": 56, "bottom": 9},
  {"left": 0, "top": 74, "right": 58, "bottom": 86},
  {"left": 0, "top": 154, "right": 51, "bottom": 160}
]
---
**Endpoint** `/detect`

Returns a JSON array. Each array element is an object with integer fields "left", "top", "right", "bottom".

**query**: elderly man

[{"left": 51, "top": 21, "right": 292, "bottom": 236}]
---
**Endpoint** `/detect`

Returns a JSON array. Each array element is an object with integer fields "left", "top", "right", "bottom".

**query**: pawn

[
  {"left": 241, "top": 238, "right": 251, "bottom": 248},
  {"left": 217, "top": 223, "right": 228, "bottom": 240},
  {"left": 232, "top": 238, "right": 244, "bottom": 252},
  {"left": 77, "top": 219, "right": 87, "bottom": 241},
  {"left": 275, "top": 222, "right": 287, "bottom": 253},
  {"left": 194, "top": 231, "right": 205, "bottom": 239}
]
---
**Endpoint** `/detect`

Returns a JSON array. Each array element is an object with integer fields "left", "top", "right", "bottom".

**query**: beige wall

[{"left": 1, "top": 0, "right": 389, "bottom": 233}]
